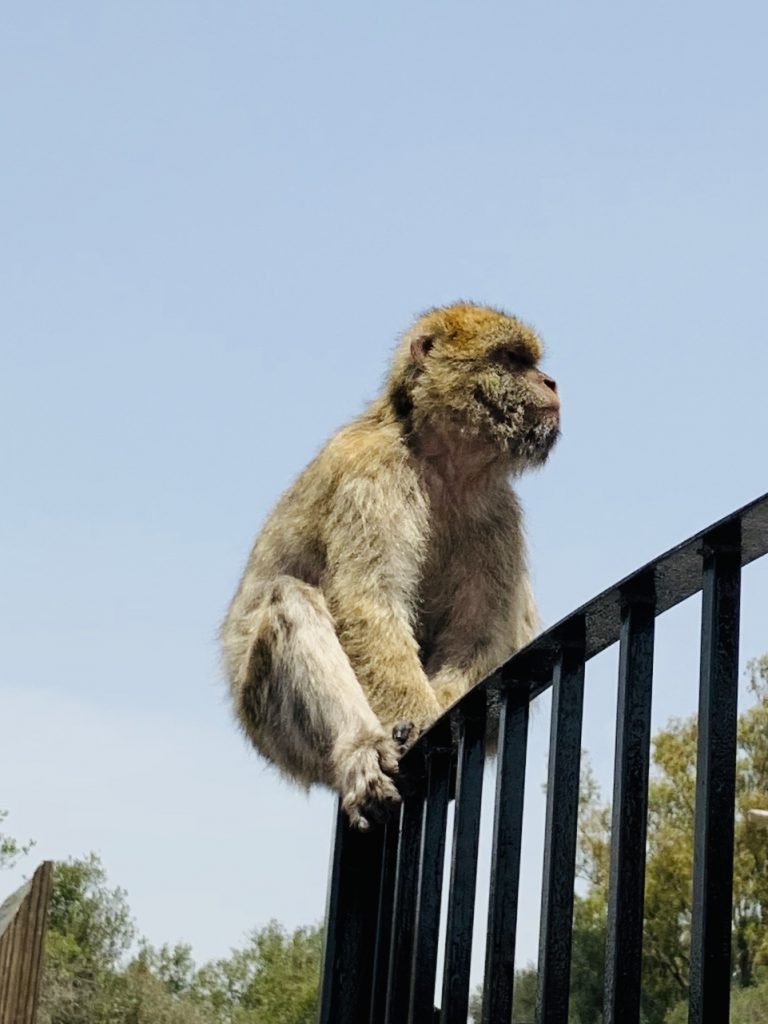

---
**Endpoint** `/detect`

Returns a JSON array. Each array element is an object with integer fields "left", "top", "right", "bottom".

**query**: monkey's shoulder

[
  {"left": 256, "top": 415, "right": 417, "bottom": 532},
  {"left": 326, "top": 412, "right": 407, "bottom": 465}
]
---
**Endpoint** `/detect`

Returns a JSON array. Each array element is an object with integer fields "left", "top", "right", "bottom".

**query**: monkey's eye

[{"left": 497, "top": 348, "right": 524, "bottom": 370}]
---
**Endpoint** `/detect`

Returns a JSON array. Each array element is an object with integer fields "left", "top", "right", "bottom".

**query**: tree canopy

[{"left": 37, "top": 854, "right": 323, "bottom": 1024}]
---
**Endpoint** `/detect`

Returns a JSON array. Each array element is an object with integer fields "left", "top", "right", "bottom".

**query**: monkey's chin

[{"left": 508, "top": 420, "right": 560, "bottom": 470}]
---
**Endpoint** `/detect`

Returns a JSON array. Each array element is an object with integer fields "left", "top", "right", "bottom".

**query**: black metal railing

[{"left": 318, "top": 493, "right": 768, "bottom": 1024}]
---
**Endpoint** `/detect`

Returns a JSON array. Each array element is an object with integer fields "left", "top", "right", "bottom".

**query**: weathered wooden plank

[{"left": 0, "top": 861, "right": 54, "bottom": 1024}]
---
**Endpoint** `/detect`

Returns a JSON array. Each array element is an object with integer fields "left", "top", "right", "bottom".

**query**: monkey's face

[
  {"left": 395, "top": 303, "right": 561, "bottom": 470},
  {"left": 465, "top": 354, "right": 560, "bottom": 467}
]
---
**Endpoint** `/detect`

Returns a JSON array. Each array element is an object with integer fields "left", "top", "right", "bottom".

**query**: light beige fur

[{"left": 220, "top": 302, "right": 560, "bottom": 828}]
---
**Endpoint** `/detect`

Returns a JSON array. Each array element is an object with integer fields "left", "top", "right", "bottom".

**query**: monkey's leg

[{"left": 231, "top": 576, "right": 402, "bottom": 830}]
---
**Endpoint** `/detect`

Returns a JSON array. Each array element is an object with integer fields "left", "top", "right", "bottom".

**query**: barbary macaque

[{"left": 221, "top": 303, "right": 560, "bottom": 828}]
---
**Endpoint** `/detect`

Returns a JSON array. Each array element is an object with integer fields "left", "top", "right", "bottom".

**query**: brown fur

[{"left": 220, "top": 302, "right": 559, "bottom": 828}]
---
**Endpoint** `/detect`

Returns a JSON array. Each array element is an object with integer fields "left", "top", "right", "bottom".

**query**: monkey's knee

[
  {"left": 226, "top": 576, "right": 402, "bottom": 809},
  {"left": 230, "top": 578, "right": 327, "bottom": 684},
  {"left": 264, "top": 575, "right": 331, "bottom": 623},
  {"left": 229, "top": 580, "right": 346, "bottom": 782}
]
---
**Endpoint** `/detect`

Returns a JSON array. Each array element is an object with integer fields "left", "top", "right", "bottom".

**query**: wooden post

[{"left": 0, "top": 862, "right": 54, "bottom": 1024}]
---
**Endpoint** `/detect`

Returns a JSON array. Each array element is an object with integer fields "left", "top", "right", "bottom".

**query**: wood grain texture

[{"left": 0, "top": 862, "right": 53, "bottom": 1024}]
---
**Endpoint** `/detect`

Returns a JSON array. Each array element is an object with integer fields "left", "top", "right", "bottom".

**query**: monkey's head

[{"left": 388, "top": 302, "right": 560, "bottom": 471}]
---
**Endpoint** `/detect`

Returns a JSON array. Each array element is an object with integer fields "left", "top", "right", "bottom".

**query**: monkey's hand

[{"left": 335, "top": 729, "right": 401, "bottom": 831}]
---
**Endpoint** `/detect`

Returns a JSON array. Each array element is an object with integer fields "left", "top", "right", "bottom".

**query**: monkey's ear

[{"left": 410, "top": 335, "right": 434, "bottom": 365}]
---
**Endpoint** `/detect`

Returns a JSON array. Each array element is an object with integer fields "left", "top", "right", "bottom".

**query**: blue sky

[{"left": 2, "top": 0, "right": 768, "bottom": 983}]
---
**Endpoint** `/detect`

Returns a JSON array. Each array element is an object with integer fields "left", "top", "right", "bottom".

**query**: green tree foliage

[
  {"left": 0, "top": 808, "right": 34, "bottom": 869},
  {"left": 190, "top": 923, "right": 323, "bottom": 1024},
  {"left": 666, "top": 974, "right": 768, "bottom": 1024},
  {"left": 38, "top": 854, "right": 136, "bottom": 1024},
  {"left": 37, "top": 854, "right": 323, "bottom": 1024},
  {"left": 468, "top": 965, "right": 537, "bottom": 1023}
]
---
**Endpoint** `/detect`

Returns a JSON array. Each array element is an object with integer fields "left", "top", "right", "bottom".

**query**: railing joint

[
  {"left": 698, "top": 518, "right": 742, "bottom": 558},
  {"left": 619, "top": 570, "right": 657, "bottom": 611}
]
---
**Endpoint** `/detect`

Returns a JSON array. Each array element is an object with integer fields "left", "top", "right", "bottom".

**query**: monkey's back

[{"left": 223, "top": 405, "right": 420, "bottom": 621}]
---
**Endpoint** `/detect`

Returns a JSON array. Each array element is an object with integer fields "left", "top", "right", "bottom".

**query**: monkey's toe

[
  {"left": 338, "top": 741, "right": 401, "bottom": 830},
  {"left": 345, "top": 782, "right": 401, "bottom": 831}
]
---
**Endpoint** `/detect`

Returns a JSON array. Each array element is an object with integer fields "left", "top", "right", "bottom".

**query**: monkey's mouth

[
  {"left": 537, "top": 405, "right": 560, "bottom": 423},
  {"left": 472, "top": 385, "right": 560, "bottom": 462},
  {"left": 473, "top": 387, "right": 559, "bottom": 428}
]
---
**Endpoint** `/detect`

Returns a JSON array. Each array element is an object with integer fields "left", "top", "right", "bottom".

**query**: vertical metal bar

[
  {"left": 689, "top": 522, "right": 742, "bottom": 1024},
  {"left": 537, "top": 630, "right": 586, "bottom": 1024},
  {"left": 369, "top": 821, "right": 400, "bottom": 1024},
  {"left": 440, "top": 691, "right": 487, "bottom": 1024},
  {"left": 604, "top": 588, "right": 656, "bottom": 1024},
  {"left": 385, "top": 788, "right": 426, "bottom": 1024},
  {"left": 481, "top": 688, "right": 530, "bottom": 1024},
  {"left": 317, "top": 804, "right": 386, "bottom": 1024},
  {"left": 408, "top": 721, "right": 453, "bottom": 1023}
]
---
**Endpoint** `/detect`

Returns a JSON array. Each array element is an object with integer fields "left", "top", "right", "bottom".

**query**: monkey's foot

[{"left": 336, "top": 735, "right": 401, "bottom": 831}]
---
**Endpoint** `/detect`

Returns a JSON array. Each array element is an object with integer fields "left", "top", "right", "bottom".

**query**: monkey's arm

[{"left": 322, "top": 469, "right": 440, "bottom": 731}]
